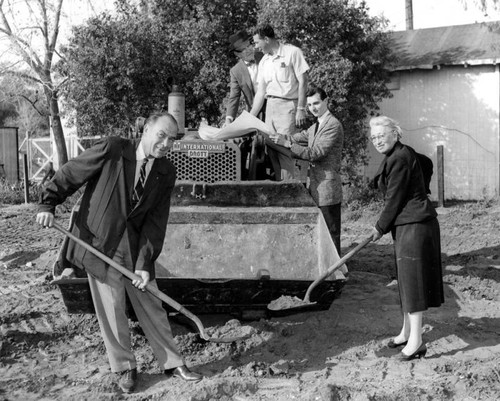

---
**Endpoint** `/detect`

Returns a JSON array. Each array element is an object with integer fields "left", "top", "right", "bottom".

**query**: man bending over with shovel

[{"left": 36, "top": 112, "right": 202, "bottom": 393}]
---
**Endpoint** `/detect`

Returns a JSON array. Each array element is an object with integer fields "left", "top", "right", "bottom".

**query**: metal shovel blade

[
  {"left": 267, "top": 295, "right": 317, "bottom": 315},
  {"left": 267, "top": 236, "right": 372, "bottom": 313}
]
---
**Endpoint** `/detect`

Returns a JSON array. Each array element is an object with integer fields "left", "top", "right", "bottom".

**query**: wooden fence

[{"left": 0, "top": 127, "right": 19, "bottom": 183}]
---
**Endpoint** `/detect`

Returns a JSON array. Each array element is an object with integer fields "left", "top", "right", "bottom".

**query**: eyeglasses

[{"left": 370, "top": 131, "right": 394, "bottom": 143}]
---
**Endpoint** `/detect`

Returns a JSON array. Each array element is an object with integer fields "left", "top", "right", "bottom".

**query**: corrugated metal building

[{"left": 366, "top": 22, "right": 500, "bottom": 200}]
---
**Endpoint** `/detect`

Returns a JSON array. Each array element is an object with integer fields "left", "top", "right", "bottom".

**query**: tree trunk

[{"left": 44, "top": 84, "right": 68, "bottom": 167}]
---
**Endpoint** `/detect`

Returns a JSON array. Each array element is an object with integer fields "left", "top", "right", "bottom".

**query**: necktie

[
  {"left": 314, "top": 121, "right": 319, "bottom": 134},
  {"left": 131, "top": 158, "right": 148, "bottom": 208}
]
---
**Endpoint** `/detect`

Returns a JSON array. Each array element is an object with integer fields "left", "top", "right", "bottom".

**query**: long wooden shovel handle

[
  {"left": 52, "top": 222, "right": 211, "bottom": 341},
  {"left": 304, "top": 236, "right": 372, "bottom": 302}
]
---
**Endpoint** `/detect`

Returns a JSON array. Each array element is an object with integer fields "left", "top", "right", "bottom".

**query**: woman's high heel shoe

[
  {"left": 395, "top": 343, "right": 427, "bottom": 361},
  {"left": 387, "top": 339, "right": 408, "bottom": 349}
]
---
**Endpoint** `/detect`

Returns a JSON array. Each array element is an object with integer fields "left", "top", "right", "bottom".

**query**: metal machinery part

[
  {"left": 167, "top": 140, "right": 241, "bottom": 183},
  {"left": 53, "top": 136, "right": 347, "bottom": 319}
]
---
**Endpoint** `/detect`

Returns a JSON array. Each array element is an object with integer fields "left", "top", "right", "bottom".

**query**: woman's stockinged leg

[
  {"left": 393, "top": 312, "right": 411, "bottom": 344},
  {"left": 401, "top": 311, "right": 423, "bottom": 355}
]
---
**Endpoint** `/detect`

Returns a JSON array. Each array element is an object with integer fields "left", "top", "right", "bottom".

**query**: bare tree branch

[
  {"left": 25, "top": 0, "right": 45, "bottom": 35},
  {"left": 19, "top": 93, "right": 46, "bottom": 116},
  {"left": 49, "top": 0, "right": 63, "bottom": 59},
  {"left": 53, "top": 46, "right": 66, "bottom": 63},
  {"left": 53, "top": 75, "right": 68, "bottom": 91},
  {"left": 0, "top": 6, "right": 44, "bottom": 73},
  {"left": 0, "top": 0, "right": 104, "bottom": 165},
  {"left": 1, "top": 69, "right": 43, "bottom": 85},
  {"left": 0, "top": 58, "right": 24, "bottom": 70},
  {"left": 36, "top": 0, "right": 51, "bottom": 67}
]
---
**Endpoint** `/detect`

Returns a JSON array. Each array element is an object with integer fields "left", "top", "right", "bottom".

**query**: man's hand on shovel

[
  {"left": 49, "top": 221, "right": 251, "bottom": 343},
  {"left": 36, "top": 211, "right": 54, "bottom": 227},
  {"left": 133, "top": 270, "right": 149, "bottom": 291}
]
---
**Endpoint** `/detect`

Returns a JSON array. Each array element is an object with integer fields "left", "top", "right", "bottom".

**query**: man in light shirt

[{"left": 250, "top": 24, "right": 309, "bottom": 181}]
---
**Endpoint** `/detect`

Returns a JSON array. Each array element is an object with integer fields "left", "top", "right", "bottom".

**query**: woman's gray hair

[{"left": 369, "top": 116, "right": 403, "bottom": 140}]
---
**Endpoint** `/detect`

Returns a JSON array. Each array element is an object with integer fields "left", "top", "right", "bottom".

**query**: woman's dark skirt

[{"left": 392, "top": 217, "right": 444, "bottom": 313}]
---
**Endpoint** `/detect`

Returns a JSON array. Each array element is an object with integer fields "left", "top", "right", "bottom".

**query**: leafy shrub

[
  {"left": 62, "top": 0, "right": 393, "bottom": 184},
  {"left": 343, "top": 175, "right": 383, "bottom": 212}
]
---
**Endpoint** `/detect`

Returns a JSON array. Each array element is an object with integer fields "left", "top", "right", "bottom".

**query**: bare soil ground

[{"left": 1, "top": 201, "right": 500, "bottom": 400}]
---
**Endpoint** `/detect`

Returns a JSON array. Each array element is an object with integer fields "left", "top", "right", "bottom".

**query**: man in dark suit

[
  {"left": 224, "top": 30, "right": 263, "bottom": 126},
  {"left": 272, "top": 86, "right": 344, "bottom": 253},
  {"left": 36, "top": 112, "right": 202, "bottom": 393},
  {"left": 223, "top": 30, "right": 269, "bottom": 180}
]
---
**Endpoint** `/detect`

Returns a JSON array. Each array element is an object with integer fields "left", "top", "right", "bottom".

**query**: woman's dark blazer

[{"left": 374, "top": 141, "right": 436, "bottom": 235}]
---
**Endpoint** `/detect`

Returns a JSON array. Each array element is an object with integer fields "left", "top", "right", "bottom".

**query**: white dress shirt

[{"left": 134, "top": 145, "right": 153, "bottom": 186}]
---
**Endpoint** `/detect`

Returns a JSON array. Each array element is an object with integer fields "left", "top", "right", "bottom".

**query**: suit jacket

[
  {"left": 373, "top": 141, "right": 437, "bottom": 235},
  {"left": 226, "top": 54, "right": 264, "bottom": 120},
  {"left": 289, "top": 111, "right": 344, "bottom": 206},
  {"left": 39, "top": 137, "right": 176, "bottom": 282},
  {"left": 417, "top": 152, "right": 433, "bottom": 195}
]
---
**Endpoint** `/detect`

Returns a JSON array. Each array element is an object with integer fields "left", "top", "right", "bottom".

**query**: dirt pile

[
  {"left": 1, "top": 201, "right": 500, "bottom": 400},
  {"left": 267, "top": 295, "right": 314, "bottom": 311}
]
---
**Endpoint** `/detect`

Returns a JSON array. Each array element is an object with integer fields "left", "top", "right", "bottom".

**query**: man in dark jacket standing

[
  {"left": 272, "top": 86, "right": 343, "bottom": 253},
  {"left": 224, "top": 30, "right": 263, "bottom": 125},
  {"left": 36, "top": 112, "right": 202, "bottom": 393},
  {"left": 224, "top": 29, "right": 268, "bottom": 179}
]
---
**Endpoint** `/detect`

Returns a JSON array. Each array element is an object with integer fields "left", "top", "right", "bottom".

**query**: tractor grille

[{"left": 167, "top": 141, "right": 241, "bottom": 183}]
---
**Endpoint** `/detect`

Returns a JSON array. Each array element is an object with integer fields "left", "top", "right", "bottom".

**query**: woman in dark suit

[{"left": 369, "top": 116, "right": 444, "bottom": 361}]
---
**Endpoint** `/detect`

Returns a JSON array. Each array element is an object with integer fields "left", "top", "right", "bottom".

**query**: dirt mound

[
  {"left": 1, "top": 201, "right": 500, "bottom": 400},
  {"left": 267, "top": 295, "right": 314, "bottom": 311}
]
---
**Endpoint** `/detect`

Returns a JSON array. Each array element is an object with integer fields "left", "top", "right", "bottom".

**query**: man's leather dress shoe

[
  {"left": 166, "top": 365, "right": 203, "bottom": 382},
  {"left": 118, "top": 368, "right": 137, "bottom": 393}
]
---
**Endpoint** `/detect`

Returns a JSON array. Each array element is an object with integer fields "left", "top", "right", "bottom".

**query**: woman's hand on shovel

[
  {"left": 133, "top": 270, "right": 150, "bottom": 291},
  {"left": 370, "top": 227, "right": 382, "bottom": 242}
]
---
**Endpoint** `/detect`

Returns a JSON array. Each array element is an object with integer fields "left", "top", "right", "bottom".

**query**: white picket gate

[{"left": 18, "top": 133, "right": 102, "bottom": 182}]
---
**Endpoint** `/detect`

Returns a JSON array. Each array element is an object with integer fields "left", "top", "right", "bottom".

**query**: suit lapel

[
  {"left": 237, "top": 60, "right": 252, "bottom": 89},
  {"left": 125, "top": 140, "right": 139, "bottom": 207},
  {"left": 311, "top": 112, "right": 332, "bottom": 147},
  {"left": 133, "top": 157, "right": 170, "bottom": 210},
  {"left": 237, "top": 60, "right": 256, "bottom": 106},
  {"left": 141, "top": 159, "right": 159, "bottom": 202}
]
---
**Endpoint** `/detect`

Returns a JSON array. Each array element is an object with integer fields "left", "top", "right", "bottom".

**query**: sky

[
  {"left": 62, "top": 1, "right": 500, "bottom": 35},
  {"left": 0, "top": 0, "right": 111, "bottom": 64},
  {"left": 2, "top": 0, "right": 500, "bottom": 68},
  {"left": 363, "top": 0, "right": 500, "bottom": 30}
]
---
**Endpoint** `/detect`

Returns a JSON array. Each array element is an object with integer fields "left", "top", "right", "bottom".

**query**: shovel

[
  {"left": 268, "top": 236, "right": 372, "bottom": 313},
  {"left": 52, "top": 222, "right": 250, "bottom": 343}
]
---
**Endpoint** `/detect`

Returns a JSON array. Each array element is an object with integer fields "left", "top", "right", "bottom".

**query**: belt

[{"left": 266, "top": 95, "right": 297, "bottom": 100}]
